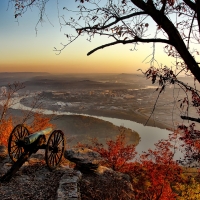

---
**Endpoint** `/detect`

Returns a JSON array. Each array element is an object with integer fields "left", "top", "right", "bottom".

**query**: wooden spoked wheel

[
  {"left": 45, "top": 130, "right": 65, "bottom": 170},
  {"left": 8, "top": 124, "right": 30, "bottom": 162}
]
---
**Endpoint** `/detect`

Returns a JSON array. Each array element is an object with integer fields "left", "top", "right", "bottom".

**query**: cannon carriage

[{"left": 1, "top": 124, "right": 65, "bottom": 182}]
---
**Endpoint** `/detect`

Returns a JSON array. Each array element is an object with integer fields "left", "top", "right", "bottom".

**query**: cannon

[{"left": 0, "top": 124, "right": 65, "bottom": 182}]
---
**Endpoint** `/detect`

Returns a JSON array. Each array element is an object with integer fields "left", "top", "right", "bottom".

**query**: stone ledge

[
  {"left": 64, "top": 148, "right": 102, "bottom": 172},
  {"left": 56, "top": 169, "right": 82, "bottom": 200}
]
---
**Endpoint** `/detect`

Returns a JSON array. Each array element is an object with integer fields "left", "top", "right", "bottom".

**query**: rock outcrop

[
  {"left": 0, "top": 145, "right": 81, "bottom": 200},
  {"left": 65, "top": 147, "right": 134, "bottom": 199},
  {"left": 64, "top": 148, "right": 102, "bottom": 172},
  {"left": 80, "top": 166, "right": 135, "bottom": 200},
  {"left": 0, "top": 146, "right": 134, "bottom": 200}
]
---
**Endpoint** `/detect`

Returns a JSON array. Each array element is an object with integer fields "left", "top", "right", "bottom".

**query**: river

[{"left": 8, "top": 96, "right": 183, "bottom": 160}]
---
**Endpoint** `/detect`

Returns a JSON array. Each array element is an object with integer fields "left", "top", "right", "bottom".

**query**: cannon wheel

[
  {"left": 8, "top": 124, "right": 30, "bottom": 162},
  {"left": 45, "top": 130, "right": 65, "bottom": 170}
]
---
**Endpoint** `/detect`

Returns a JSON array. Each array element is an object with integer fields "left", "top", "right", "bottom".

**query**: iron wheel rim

[
  {"left": 45, "top": 130, "right": 65, "bottom": 170},
  {"left": 8, "top": 124, "right": 30, "bottom": 162}
]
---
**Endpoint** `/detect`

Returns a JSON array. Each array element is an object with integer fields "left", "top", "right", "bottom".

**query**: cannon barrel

[{"left": 24, "top": 127, "right": 53, "bottom": 145}]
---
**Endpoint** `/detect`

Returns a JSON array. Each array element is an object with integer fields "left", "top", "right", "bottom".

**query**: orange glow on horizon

[{"left": 0, "top": 30, "right": 173, "bottom": 74}]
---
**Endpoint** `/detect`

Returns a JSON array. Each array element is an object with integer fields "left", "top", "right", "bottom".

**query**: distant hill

[
  {"left": 0, "top": 72, "right": 50, "bottom": 87},
  {"left": 23, "top": 77, "right": 131, "bottom": 91},
  {"left": 0, "top": 72, "right": 145, "bottom": 91},
  {"left": 0, "top": 72, "right": 49, "bottom": 77},
  {"left": 118, "top": 73, "right": 143, "bottom": 77}
]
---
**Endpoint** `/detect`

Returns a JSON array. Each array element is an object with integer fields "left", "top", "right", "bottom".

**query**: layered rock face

[{"left": 64, "top": 148, "right": 134, "bottom": 200}]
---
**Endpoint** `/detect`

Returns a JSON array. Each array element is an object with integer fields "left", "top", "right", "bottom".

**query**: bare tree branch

[
  {"left": 131, "top": 0, "right": 200, "bottom": 83},
  {"left": 87, "top": 37, "right": 173, "bottom": 56},
  {"left": 181, "top": 115, "right": 200, "bottom": 123},
  {"left": 77, "top": 11, "right": 147, "bottom": 31},
  {"left": 0, "top": 82, "right": 25, "bottom": 122},
  {"left": 160, "top": 0, "right": 167, "bottom": 13}
]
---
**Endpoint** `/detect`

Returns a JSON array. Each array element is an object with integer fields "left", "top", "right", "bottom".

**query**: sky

[{"left": 0, "top": 0, "right": 173, "bottom": 74}]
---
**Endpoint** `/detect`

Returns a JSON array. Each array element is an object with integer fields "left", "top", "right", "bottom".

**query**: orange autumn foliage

[
  {"left": 94, "top": 133, "right": 137, "bottom": 172},
  {"left": 77, "top": 131, "right": 187, "bottom": 199},
  {"left": 130, "top": 139, "right": 183, "bottom": 200},
  {"left": 27, "top": 113, "right": 54, "bottom": 133},
  {"left": 0, "top": 117, "right": 13, "bottom": 147},
  {"left": 0, "top": 113, "right": 54, "bottom": 146},
  {"left": 77, "top": 131, "right": 137, "bottom": 172}
]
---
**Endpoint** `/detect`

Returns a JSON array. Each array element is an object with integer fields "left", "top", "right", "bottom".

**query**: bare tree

[
  {"left": 59, "top": 0, "right": 200, "bottom": 80},
  {"left": 0, "top": 82, "right": 25, "bottom": 122}
]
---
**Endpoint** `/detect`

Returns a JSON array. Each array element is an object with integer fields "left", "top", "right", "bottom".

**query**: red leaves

[
  {"left": 162, "top": 0, "right": 175, "bottom": 6},
  {"left": 168, "top": 0, "right": 175, "bottom": 6},
  {"left": 76, "top": 129, "right": 137, "bottom": 172},
  {"left": 92, "top": 132, "right": 137, "bottom": 172},
  {"left": 178, "top": 123, "right": 200, "bottom": 165},
  {"left": 164, "top": 45, "right": 178, "bottom": 57},
  {"left": 14, "top": 0, "right": 26, "bottom": 17},
  {"left": 108, "top": 138, "right": 136, "bottom": 170},
  {"left": 0, "top": 117, "right": 13, "bottom": 146},
  {"left": 145, "top": 67, "right": 158, "bottom": 84},
  {"left": 76, "top": 128, "right": 196, "bottom": 199},
  {"left": 130, "top": 135, "right": 182, "bottom": 200},
  {"left": 191, "top": 91, "right": 200, "bottom": 107}
]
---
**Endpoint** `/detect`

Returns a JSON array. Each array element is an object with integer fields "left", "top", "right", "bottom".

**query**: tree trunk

[{"left": 131, "top": 0, "right": 200, "bottom": 82}]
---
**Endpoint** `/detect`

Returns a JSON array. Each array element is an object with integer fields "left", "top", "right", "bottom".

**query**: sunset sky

[{"left": 0, "top": 1, "right": 173, "bottom": 74}]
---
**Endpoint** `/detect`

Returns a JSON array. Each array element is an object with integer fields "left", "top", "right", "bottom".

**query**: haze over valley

[{"left": 0, "top": 72, "right": 196, "bottom": 152}]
